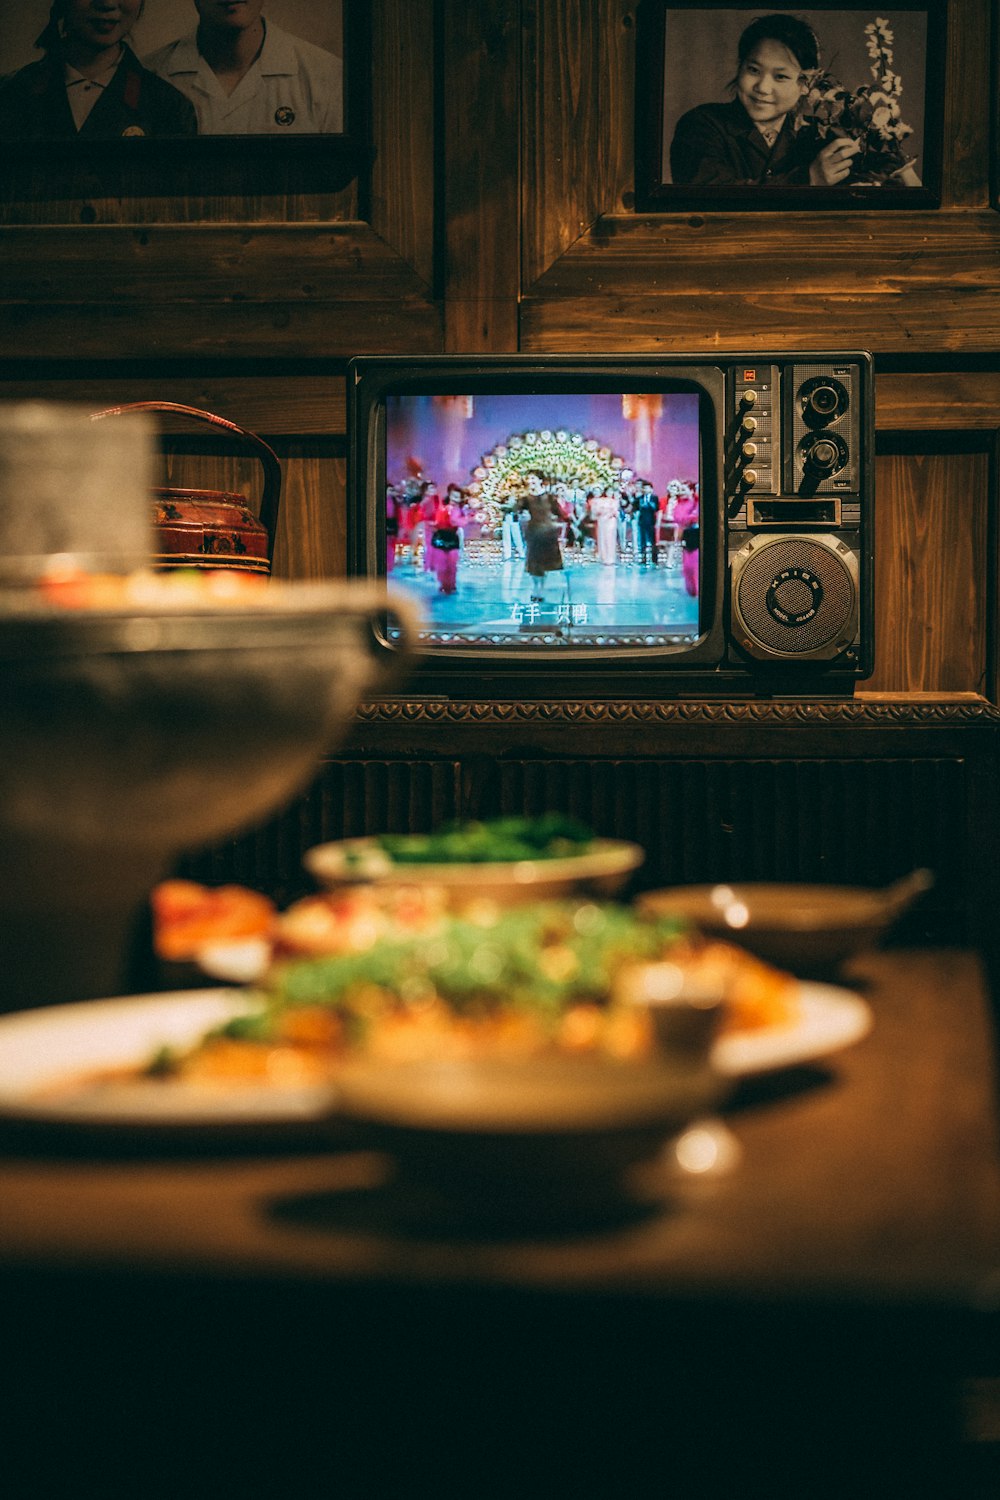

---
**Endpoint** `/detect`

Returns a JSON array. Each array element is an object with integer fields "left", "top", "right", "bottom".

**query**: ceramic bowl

[
  {"left": 303, "top": 835, "right": 645, "bottom": 908},
  {"left": 637, "top": 872, "right": 934, "bottom": 975},
  {"left": 331, "top": 1051, "right": 726, "bottom": 1230}
]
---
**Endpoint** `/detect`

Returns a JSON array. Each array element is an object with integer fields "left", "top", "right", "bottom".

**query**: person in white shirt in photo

[{"left": 144, "top": 0, "right": 342, "bottom": 134}]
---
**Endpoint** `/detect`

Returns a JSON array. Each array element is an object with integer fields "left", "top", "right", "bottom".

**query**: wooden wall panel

[
  {"left": 876, "top": 374, "right": 1000, "bottom": 432},
  {"left": 274, "top": 445, "right": 347, "bottom": 581},
  {"left": 942, "top": 0, "right": 993, "bottom": 208},
  {"left": 0, "top": 377, "right": 348, "bottom": 438},
  {"left": 0, "top": 156, "right": 360, "bottom": 229},
  {"left": 442, "top": 0, "right": 521, "bottom": 351},
  {"left": 180, "top": 758, "right": 463, "bottom": 903},
  {"left": 0, "top": 224, "right": 438, "bottom": 362},
  {"left": 520, "top": 212, "right": 1000, "bottom": 355},
  {"left": 369, "top": 0, "right": 437, "bottom": 287},
  {"left": 867, "top": 451, "right": 991, "bottom": 695},
  {"left": 522, "top": 0, "right": 634, "bottom": 286}
]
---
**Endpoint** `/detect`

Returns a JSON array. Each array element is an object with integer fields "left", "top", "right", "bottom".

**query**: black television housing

[{"left": 348, "top": 352, "right": 874, "bottom": 699}]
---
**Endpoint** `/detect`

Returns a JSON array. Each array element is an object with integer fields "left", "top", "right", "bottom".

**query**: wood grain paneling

[
  {"left": 0, "top": 299, "right": 438, "bottom": 362},
  {"left": 0, "top": 223, "right": 440, "bottom": 360},
  {"left": 0, "top": 377, "right": 348, "bottom": 437},
  {"left": 525, "top": 211, "right": 1000, "bottom": 297},
  {"left": 442, "top": 0, "right": 521, "bottom": 352},
  {"left": 369, "top": 0, "right": 436, "bottom": 288},
  {"left": 0, "top": 157, "right": 360, "bottom": 229},
  {"left": 274, "top": 444, "right": 347, "bottom": 581},
  {"left": 942, "top": 0, "right": 993, "bottom": 208},
  {"left": 876, "top": 373, "right": 1000, "bottom": 431},
  {"left": 1, "top": 224, "right": 429, "bottom": 302},
  {"left": 520, "top": 211, "right": 1000, "bottom": 355},
  {"left": 521, "top": 0, "right": 634, "bottom": 287},
  {"left": 867, "top": 450, "right": 991, "bottom": 694}
]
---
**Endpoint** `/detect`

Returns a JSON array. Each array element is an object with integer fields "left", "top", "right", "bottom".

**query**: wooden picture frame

[
  {"left": 0, "top": 0, "right": 370, "bottom": 195},
  {"left": 634, "top": 2, "right": 946, "bottom": 211},
  {"left": 993, "top": 0, "right": 1000, "bottom": 210}
]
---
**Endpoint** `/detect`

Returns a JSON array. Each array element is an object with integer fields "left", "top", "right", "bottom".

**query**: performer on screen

[
  {"left": 500, "top": 489, "right": 526, "bottom": 561},
  {"left": 635, "top": 479, "right": 660, "bottom": 567},
  {"left": 429, "top": 484, "right": 465, "bottom": 596},
  {"left": 520, "top": 470, "right": 566, "bottom": 606},
  {"left": 672, "top": 481, "right": 700, "bottom": 598},
  {"left": 385, "top": 484, "right": 402, "bottom": 574},
  {"left": 591, "top": 486, "right": 619, "bottom": 566}
]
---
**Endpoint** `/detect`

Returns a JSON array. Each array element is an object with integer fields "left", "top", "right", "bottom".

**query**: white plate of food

[
  {"left": 0, "top": 980, "right": 872, "bottom": 1130},
  {"left": 0, "top": 988, "right": 337, "bottom": 1128},
  {"left": 712, "top": 981, "right": 872, "bottom": 1077}
]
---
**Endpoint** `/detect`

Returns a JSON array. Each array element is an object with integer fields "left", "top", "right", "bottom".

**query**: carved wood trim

[{"left": 355, "top": 698, "right": 1000, "bottom": 728}]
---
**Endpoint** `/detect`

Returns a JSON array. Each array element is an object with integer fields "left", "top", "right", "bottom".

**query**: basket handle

[{"left": 91, "top": 401, "right": 282, "bottom": 564}]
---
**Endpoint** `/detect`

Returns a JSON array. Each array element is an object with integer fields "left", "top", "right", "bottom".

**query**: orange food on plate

[
  {"left": 151, "top": 879, "right": 276, "bottom": 961},
  {"left": 138, "top": 882, "right": 800, "bottom": 1091}
]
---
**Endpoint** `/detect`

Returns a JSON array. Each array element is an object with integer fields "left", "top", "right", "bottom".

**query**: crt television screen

[{"left": 382, "top": 390, "right": 702, "bottom": 650}]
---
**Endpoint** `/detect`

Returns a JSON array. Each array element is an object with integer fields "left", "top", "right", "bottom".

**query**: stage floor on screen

[{"left": 387, "top": 540, "right": 699, "bottom": 641}]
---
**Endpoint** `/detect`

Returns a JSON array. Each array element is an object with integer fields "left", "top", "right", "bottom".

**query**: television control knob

[
  {"left": 741, "top": 441, "right": 758, "bottom": 460},
  {"left": 740, "top": 389, "right": 758, "bottom": 407},
  {"left": 807, "top": 438, "right": 840, "bottom": 472},
  {"left": 741, "top": 415, "right": 758, "bottom": 434},
  {"left": 742, "top": 468, "right": 758, "bottom": 487},
  {"left": 806, "top": 383, "right": 841, "bottom": 418}
]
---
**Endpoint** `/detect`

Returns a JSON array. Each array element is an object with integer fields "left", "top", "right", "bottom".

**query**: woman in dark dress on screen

[
  {"left": 669, "top": 14, "right": 859, "bottom": 187},
  {"left": 520, "top": 470, "right": 566, "bottom": 606},
  {"left": 0, "top": 1, "right": 197, "bottom": 139}
]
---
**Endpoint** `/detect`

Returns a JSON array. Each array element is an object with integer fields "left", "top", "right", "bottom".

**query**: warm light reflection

[
  {"left": 672, "top": 1119, "right": 743, "bottom": 1177},
  {"left": 708, "top": 884, "right": 750, "bottom": 929}
]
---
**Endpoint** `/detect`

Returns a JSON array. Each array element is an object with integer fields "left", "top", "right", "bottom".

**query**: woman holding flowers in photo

[
  {"left": 670, "top": 12, "right": 919, "bottom": 190},
  {"left": 797, "top": 16, "right": 921, "bottom": 187}
]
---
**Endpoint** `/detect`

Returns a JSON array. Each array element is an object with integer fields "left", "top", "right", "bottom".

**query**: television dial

[
  {"left": 742, "top": 468, "right": 758, "bottom": 487},
  {"left": 800, "top": 432, "right": 848, "bottom": 476},
  {"left": 741, "top": 441, "right": 758, "bottom": 460},
  {"left": 741, "top": 415, "right": 758, "bottom": 434},
  {"left": 740, "top": 389, "right": 758, "bottom": 408},
  {"left": 799, "top": 375, "right": 849, "bottom": 425}
]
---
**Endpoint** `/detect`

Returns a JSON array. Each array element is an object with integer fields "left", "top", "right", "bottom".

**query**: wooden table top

[{"left": 1, "top": 948, "right": 998, "bottom": 1312}]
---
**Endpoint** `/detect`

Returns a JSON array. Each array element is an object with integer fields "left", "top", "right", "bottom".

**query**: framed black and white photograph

[
  {"left": 0, "top": 1, "right": 369, "bottom": 184},
  {"left": 635, "top": 2, "right": 947, "bottom": 210}
]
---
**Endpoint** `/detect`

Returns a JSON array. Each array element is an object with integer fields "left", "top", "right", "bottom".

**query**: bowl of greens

[{"left": 303, "top": 815, "right": 645, "bottom": 908}]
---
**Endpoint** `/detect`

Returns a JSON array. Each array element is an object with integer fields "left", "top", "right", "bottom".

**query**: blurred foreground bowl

[
  {"left": 0, "top": 583, "right": 421, "bottom": 1010},
  {"left": 638, "top": 871, "right": 934, "bottom": 976},
  {"left": 332, "top": 1052, "right": 725, "bottom": 1230}
]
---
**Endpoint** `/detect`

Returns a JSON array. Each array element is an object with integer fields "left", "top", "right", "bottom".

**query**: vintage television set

[{"left": 347, "top": 352, "right": 874, "bottom": 698}]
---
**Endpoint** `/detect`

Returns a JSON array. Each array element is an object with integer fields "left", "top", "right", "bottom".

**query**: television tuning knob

[
  {"left": 742, "top": 468, "right": 758, "bottom": 488},
  {"left": 741, "top": 415, "right": 758, "bottom": 434},
  {"left": 740, "top": 389, "right": 758, "bottom": 408},
  {"left": 741, "top": 441, "right": 758, "bottom": 460}
]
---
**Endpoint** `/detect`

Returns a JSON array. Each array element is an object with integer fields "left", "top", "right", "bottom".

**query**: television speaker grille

[{"left": 731, "top": 534, "right": 860, "bottom": 660}]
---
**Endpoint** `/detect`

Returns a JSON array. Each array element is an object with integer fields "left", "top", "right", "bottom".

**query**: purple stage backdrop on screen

[{"left": 386, "top": 393, "right": 701, "bottom": 493}]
